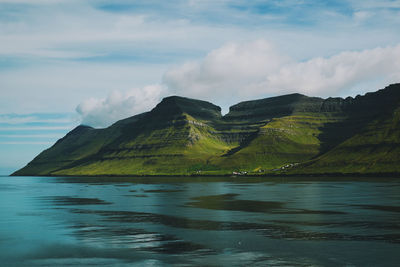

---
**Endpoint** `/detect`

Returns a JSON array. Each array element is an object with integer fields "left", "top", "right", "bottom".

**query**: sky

[{"left": 1, "top": 0, "right": 400, "bottom": 174}]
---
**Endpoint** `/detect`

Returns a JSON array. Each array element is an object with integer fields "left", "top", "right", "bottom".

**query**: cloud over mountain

[
  {"left": 164, "top": 40, "right": 400, "bottom": 100},
  {"left": 163, "top": 40, "right": 290, "bottom": 99},
  {"left": 77, "top": 40, "right": 400, "bottom": 127},
  {"left": 76, "top": 84, "right": 165, "bottom": 128}
]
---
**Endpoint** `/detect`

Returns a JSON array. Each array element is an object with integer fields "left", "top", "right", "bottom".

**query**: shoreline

[{"left": 9, "top": 172, "right": 400, "bottom": 179}]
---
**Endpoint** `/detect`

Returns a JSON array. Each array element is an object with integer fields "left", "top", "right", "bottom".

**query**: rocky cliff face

[{"left": 13, "top": 83, "right": 400, "bottom": 176}]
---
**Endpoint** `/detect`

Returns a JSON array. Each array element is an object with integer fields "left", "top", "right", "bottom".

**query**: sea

[{"left": 0, "top": 176, "right": 399, "bottom": 266}]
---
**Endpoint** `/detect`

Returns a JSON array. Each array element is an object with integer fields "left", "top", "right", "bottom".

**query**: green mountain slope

[
  {"left": 13, "top": 84, "right": 400, "bottom": 176},
  {"left": 294, "top": 106, "right": 400, "bottom": 175}
]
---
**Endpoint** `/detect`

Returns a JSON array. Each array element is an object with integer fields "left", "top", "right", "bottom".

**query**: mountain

[{"left": 12, "top": 83, "right": 400, "bottom": 176}]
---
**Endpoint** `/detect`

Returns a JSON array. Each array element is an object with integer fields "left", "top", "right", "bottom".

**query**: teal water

[{"left": 1, "top": 176, "right": 400, "bottom": 266}]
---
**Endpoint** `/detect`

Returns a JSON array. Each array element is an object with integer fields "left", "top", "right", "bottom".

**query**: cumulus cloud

[
  {"left": 164, "top": 40, "right": 400, "bottom": 100},
  {"left": 76, "top": 84, "right": 165, "bottom": 128},
  {"left": 262, "top": 45, "right": 400, "bottom": 96},
  {"left": 163, "top": 40, "right": 290, "bottom": 99},
  {"left": 80, "top": 41, "right": 400, "bottom": 127}
]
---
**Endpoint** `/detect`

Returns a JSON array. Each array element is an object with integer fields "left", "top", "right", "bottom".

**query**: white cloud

[
  {"left": 2, "top": 1, "right": 400, "bottom": 126},
  {"left": 163, "top": 40, "right": 290, "bottom": 99},
  {"left": 0, "top": 61, "right": 167, "bottom": 114},
  {"left": 76, "top": 84, "right": 165, "bottom": 128},
  {"left": 1, "top": 1, "right": 399, "bottom": 115},
  {"left": 164, "top": 40, "right": 400, "bottom": 102},
  {"left": 74, "top": 41, "right": 400, "bottom": 127},
  {"left": 262, "top": 44, "right": 400, "bottom": 96}
]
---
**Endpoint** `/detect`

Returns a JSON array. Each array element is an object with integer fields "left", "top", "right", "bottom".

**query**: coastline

[{"left": 9, "top": 172, "right": 400, "bottom": 179}]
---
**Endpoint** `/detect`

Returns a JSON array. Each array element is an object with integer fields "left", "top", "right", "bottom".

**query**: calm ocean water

[{"left": 0, "top": 176, "right": 399, "bottom": 266}]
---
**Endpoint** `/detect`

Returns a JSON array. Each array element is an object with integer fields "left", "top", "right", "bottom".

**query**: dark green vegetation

[{"left": 13, "top": 84, "right": 400, "bottom": 176}]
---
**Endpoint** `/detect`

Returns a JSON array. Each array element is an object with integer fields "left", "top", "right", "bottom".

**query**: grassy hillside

[
  {"left": 293, "top": 106, "right": 400, "bottom": 175},
  {"left": 13, "top": 83, "right": 400, "bottom": 176},
  {"left": 213, "top": 114, "right": 335, "bottom": 172}
]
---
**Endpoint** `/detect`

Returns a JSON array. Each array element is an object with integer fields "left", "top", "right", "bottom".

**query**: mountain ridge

[{"left": 12, "top": 83, "right": 400, "bottom": 176}]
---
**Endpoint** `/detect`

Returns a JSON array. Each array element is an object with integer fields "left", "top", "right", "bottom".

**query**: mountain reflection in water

[{"left": 0, "top": 176, "right": 399, "bottom": 266}]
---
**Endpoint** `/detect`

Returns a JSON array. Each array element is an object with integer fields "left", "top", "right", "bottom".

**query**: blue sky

[
  {"left": 0, "top": 113, "right": 77, "bottom": 174},
  {"left": 1, "top": 0, "right": 400, "bottom": 174}
]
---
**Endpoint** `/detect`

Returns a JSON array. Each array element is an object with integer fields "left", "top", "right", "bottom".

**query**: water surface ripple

[{"left": 0, "top": 176, "right": 399, "bottom": 266}]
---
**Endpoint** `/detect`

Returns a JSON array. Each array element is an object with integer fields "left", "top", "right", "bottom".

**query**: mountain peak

[
  {"left": 151, "top": 95, "right": 222, "bottom": 121},
  {"left": 68, "top": 125, "right": 94, "bottom": 135},
  {"left": 225, "top": 93, "right": 323, "bottom": 121}
]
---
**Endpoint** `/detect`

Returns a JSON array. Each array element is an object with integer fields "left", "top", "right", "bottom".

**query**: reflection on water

[
  {"left": 0, "top": 176, "right": 400, "bottom": 266},
  {"left": 144, "top": 189, "right": 184, "bottom": 193},
  {"left": 66, "top": 208, "right": 400, "bottom": 243},
  {"left": 187, "top": 193, "right": 346, "bottom": 214},
  {"left": 39, "top": 196, "right": 112, "bottom": 205},
  {"left": 352, "top": 204, "right": 400, "bottom": 213}
]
